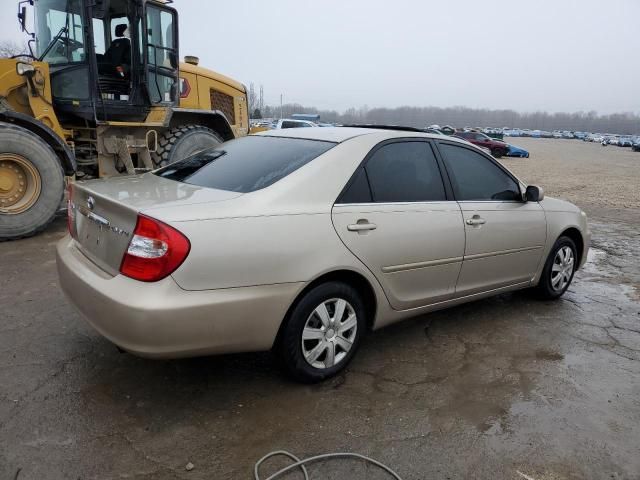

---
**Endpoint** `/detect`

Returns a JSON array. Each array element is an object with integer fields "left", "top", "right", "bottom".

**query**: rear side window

[
  {"left": 155, "top": 136, "right": 335, "bottom": 193},
  {"left": 438, "top": 144, "right": 521, "bottom": 201},
  {"left": 339, "top": 141, "right": 446, "bottom": 203},
  {"left": 339, "top": 168, "right": 372, "bottom": 203},
  {"left": 366, "top": 142, "right": 446, "bottom": 202}
]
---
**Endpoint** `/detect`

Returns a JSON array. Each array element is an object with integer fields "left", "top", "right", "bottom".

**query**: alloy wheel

[
  {"left": 551, "top": 246, "right": 574, "bottom": 291},
  {"left": 301, "top": 298, "right": 358, "bottom": 369}
]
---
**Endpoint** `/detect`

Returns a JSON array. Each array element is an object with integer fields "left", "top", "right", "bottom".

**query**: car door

[
  {"left": 332, "top": 140, "right": 465, "bottom": 310},
  {"left": 436, "top": 142, "right": 547, "bottom": 296}
]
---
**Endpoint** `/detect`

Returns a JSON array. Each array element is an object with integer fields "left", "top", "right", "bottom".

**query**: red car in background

[{"left": 454, "top": 130, "right": 510, "bottom": 157}]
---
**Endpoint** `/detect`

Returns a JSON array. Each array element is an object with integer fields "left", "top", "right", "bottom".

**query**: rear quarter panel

[{"left": 170, "top": 213, "right": 373, "bottom": 291}]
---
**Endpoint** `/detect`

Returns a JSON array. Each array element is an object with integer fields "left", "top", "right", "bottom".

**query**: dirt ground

[{"left": 1, "top": 139, "right": 639, "bottom": 480}]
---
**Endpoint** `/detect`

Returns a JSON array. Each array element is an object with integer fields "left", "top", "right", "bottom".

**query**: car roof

[{"left": 256, "top": 126, "right": 455, "bottom": 143}]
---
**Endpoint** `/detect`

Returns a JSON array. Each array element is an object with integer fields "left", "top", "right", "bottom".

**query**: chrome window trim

[{"left": 334, "top": 200, "right": 458, "bottom": 207}]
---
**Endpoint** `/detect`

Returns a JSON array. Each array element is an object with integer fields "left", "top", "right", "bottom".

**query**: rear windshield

[{"left": 154, "top": 136, "right": 336, "bottom": 193}]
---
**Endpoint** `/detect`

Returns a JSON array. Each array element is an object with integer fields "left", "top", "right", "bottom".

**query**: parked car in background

[
  {"left": 553, "top": 131, "right": 563, "bottom": 139},
  {"left": 592, "top": 134, "right": 604, "bottom": 143},
  {"left": 454, "top": 130, "right": 510, "bottom": 157},
  {"left": 530, "top": 130, "right": 542, "bottom": 138},
  {"left": 562, "top": 131, "right": 574, "bottom": 139},
  {"left": 632, "top": 137, "right": 640, "bottom": 152},
  {"left": 57, "top": 127, "right": 590, "bottom": 382},
  {"left": 506, "top": 144, "right": 530, "bottom": 158},
  {"left": 274, "top": 119, "right": 318, "bottom": 129},
  {"left": 606, "top": 136, "right": 619, "bottom": 146},
  {"left": 574, "top": 132, "right": 586, "bottom": 140},
  {"left": 618, "top": 136, "right": 633, "bottom": 147}
]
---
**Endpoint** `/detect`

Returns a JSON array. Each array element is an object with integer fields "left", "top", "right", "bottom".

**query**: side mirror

[
  {"left": 18, "top": 6, "right": 27, "bottom": 31},
  {"left": 525, "top": 185, "right": 544, "bottom": 202}
]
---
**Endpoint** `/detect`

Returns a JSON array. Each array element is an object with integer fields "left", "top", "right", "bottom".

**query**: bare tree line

[
  {"left": 259, "top": 103, "right": 640, "bottom": 135},
  {"left": 0, "top": 40, "right": 26, "bottom": 58}
]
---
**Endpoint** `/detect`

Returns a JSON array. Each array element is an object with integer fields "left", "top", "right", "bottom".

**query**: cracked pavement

[{"left": 1, "top": 140, "right": 639, "bottom": 479}]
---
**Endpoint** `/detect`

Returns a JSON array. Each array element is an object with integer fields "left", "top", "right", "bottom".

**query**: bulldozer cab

[{"left": 27, "top": 0, "right": 179, "bottom": 123}]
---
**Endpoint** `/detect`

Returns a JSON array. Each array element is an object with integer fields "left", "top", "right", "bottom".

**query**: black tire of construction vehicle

[
  {"left": 0, "top": 123, "right": 64, "bottom": 241},
  {"left": 151, "top": 125, "right": 223, "bottom": 168}
]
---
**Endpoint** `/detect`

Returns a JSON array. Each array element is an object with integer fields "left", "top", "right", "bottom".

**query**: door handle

[
  {"left": 347, "top": 222, "right": 377, "bottom": 232},
  {"left": 466, "top": 217, "right": 486, "bottom": 226}
]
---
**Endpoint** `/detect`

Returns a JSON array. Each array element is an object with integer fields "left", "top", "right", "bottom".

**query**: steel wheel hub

[
  {"left": 0, "top": 154, "right": 41, "bottom": 214},
  {"left": 302, "top": 298, "right": 358, "bottom": 370},
  {"left": 551, "top": 246, "right": 574, "bottom": 291}
]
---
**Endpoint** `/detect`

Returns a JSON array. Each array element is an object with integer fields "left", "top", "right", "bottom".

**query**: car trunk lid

[{"left": 69, "top": 173, "right": 242, "bottom": 276}]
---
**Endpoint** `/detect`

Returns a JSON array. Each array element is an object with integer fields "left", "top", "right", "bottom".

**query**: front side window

[
  {"left": 439, "top": 144, "right": 521, "bottom": 201},
  {"left": 155, "top": 136, "right": 335, "bottom": 193},
  {"left": 35, "top": 0, "right": 86, "bottom": 64},
  {"left": 146, "top": 6, "right": 177, "bottom": 103},
  {"left": 92, "top": 18, "right": 105, "bottom": 54},
  {"left": 146, "top": 7, "right": 176, "bottom": 68},
  {"left": 341, "top": 141, "right": 446, "bottom": 203}
]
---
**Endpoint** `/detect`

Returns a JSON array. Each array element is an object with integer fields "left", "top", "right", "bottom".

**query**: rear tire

[
  {"left": 491, "top": 148, "right": 504, "bottom": 158},
  {"left": 152, "top": 125, "right": 223, "bottom": 168},
  {"left": 0, "top": 123, "right": 64, "bottom": 241},
  {"left": 535, "top": 236, "right": 577, "bottom": 300},
  {"left": 277, "top": 281, "right": 366, "bottom": 383}
]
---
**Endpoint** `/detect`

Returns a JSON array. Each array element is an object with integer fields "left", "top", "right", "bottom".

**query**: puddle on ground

[{"left": 581, "top": 247, "right": 613, "bottom": 277}]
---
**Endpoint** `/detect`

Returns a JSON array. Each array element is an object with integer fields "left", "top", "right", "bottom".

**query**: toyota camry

[{"left": 57, "top": 127, "right": 590, "bottom": 382}]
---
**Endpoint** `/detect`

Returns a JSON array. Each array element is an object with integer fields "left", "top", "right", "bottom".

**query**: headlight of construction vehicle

[{"left": 16, "top": 62, "right": 35, "bottom": 76}]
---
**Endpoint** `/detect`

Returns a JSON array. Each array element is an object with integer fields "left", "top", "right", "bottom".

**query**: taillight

[
  {"left": 120, "top": 214, "right": 190, "bottom": 282},
  {"left": 67, "top": 183, "right": 77, "bottom": 239}
]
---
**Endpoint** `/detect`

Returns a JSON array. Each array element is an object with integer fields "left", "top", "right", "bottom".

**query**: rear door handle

[
  {"left": 466, "top": 217, "right": 486, "bottom": 226},
  {"left": 347, "top": 222, "right": 377, "bottom": 232}
]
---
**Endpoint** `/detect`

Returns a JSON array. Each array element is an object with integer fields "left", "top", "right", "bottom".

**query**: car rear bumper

[{"left": 56, "top": 236, "right": 302, "bottom": 358}]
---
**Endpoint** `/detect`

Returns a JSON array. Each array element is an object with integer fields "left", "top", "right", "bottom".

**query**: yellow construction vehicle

[{"left": 0, "top": 0, "right": 248, "bottom": 240}]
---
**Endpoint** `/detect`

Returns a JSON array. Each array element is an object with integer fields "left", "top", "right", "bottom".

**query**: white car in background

[{"left": 274, "top": 119, "right": 318, "bottom": 129}]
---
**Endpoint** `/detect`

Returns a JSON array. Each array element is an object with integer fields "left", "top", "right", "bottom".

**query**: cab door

[
  {"left": 437, "top": 142, "right": 547, "bottom": 296},
  {"left": 144, "top": 3, "right": 179, "bottom": 105},
  {"left": 332, "top": 140, "right": 465, "bottom": 310}
]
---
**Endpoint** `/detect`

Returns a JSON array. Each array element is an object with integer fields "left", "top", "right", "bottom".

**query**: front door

[
  {"left": 144, "top": 3, "right": 179, "bottom": 105},
  {"left": 332, "top": 140, "right": 465, "bottom": 310},
  {"left": 437, "top": 142, "right": 547, "bottom": 296}
]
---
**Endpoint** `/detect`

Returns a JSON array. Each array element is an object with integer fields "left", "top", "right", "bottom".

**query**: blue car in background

[{"left": 506, "top": 144, "right": 530, "bottom": 158}]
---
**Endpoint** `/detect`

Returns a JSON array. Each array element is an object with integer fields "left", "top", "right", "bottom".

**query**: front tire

[
  {"left": 152, "top": 125, "right": 223, "bottom": 168},
  {"left": 277, "top": 282, "right": 366, "bottom": 383},
  {"left": 535, "top": 236, "right": 577, "bottom": 299},
  {"left": 0, "top": 123, "right": 64, "bottom": 241}
]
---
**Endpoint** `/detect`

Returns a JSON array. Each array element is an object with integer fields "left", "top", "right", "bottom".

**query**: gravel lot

[{"left": 1, "top": 138, "right": 639, "bottom": 479}]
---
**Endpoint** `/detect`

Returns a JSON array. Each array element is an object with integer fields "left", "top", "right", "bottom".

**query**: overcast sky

[{"left": 2, "top": 0, "right": 638, "bottom": 114}]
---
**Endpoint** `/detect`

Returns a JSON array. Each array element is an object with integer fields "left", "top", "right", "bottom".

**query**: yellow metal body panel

[
  {"left": 179, "top": 71, "right": 199, "bottom": 109},
  {"left": 180, "top": 62, "right": 246, "bottom": 93},
  {"left": 179, "top": 62, "right": 248, "bottom": 137},
  {"left": 0, "top": 59, "right": 69, "bottom": 140}
]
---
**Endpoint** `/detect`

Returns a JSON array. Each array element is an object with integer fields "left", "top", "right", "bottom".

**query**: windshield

[{"left": 35, "top": 0, "right": 86, "bottom": 64}]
